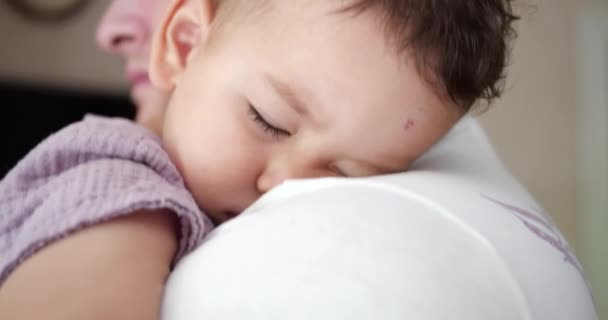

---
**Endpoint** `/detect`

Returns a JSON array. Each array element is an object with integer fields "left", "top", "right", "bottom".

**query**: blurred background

[
  {"left": 0, "top": 0, "right": 606, "bottom": 318},
  {"left": 479, "top": 0, "right": 607, "bottom": 317}
]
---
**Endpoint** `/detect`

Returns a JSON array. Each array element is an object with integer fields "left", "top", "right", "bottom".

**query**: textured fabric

[{"left": 0, "top": 115, "right": 213, "bottom": 285}]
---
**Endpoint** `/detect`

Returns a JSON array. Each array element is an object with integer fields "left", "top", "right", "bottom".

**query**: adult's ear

[{"left": 150, "top": 0, "right": 215, "bottom": 90}]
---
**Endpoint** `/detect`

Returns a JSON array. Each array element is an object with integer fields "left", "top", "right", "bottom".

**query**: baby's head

[{"left": 150, "top": 0, "right": 518, "bottom": 223}]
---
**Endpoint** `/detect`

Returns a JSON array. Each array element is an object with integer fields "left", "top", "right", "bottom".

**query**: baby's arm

[
  {"left": 0, "top": 116, "right": 212, "bottom": 317},
  {"left": 0, "top": 210, "right": 177, "bottom": 320}
]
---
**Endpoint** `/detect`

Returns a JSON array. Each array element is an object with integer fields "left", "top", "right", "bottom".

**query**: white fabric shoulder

[
  {"left": 163, "top": 182, "right": 529, "bottom": 320},
  {"left": 162, "top": 117, "right": 598, "bottom": 320}
]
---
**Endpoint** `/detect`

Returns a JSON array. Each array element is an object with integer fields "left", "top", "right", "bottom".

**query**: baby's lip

[{"left": 209, "top": 211, "right": 241, "bottom": 226}]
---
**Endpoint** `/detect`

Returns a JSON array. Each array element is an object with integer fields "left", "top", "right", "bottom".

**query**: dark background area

[{"left": 0, "top": 82, "right": 134, "bottom": 178}]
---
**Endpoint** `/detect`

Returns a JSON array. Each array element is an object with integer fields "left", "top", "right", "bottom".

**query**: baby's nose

[
  {"left": 256, "top": 173, "right": 284, "bottom": 194},
  {"left": 96, "top": 11, "right": 149, "bottom": 55},
  {"left": 257, "top": 165, "right": 325, "bottom": 194}
]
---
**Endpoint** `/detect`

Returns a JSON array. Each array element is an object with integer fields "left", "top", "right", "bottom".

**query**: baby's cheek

[
  {"left": 161, "top": 130, "right": 185, "bottom": 175},
  {"left": 404, "top": 118, "right": 415, "bottom": 130}
]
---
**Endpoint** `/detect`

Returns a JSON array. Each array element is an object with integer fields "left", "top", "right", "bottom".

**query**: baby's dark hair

[
  {"left": 343, "top": 0, "right": 520, "bottom": 110},
  {"left": 213, "top": 0, "right": 519, "bottom": 111}
]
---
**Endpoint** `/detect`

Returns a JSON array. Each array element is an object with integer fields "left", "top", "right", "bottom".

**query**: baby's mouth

[
  {"left": 224, "top": 211, "right": 240, "bottom": 219},
  {"left": 210, "top": 211, "right": 241, "bottom": 226}
]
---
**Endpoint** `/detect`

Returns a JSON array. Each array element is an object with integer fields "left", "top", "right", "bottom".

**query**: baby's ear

[{"left": 150, "top": 0, "right": 215, "bottom": 90}]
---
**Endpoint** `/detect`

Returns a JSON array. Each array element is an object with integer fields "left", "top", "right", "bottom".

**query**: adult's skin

[
  {"left": 96, "top": 0, "right": 170, "bottom": 135},
  {"left": 0, "top": 1, "right": 177, "bottom": 319}
]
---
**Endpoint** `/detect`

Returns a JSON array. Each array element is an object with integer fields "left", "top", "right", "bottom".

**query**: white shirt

[{"left": 162, "top": 117, "right": 598, "bottom": 320}]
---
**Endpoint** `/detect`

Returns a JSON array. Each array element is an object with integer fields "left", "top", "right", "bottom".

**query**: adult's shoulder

[
  {"left": 162, "top": 118, "right": 529, "bottom": 319},
  {"left": 163, "top": 117, "right": 597, "bottom": 320},
  {"left": 244, "top": 116, "right": 596, "bottom": 319},
  {"left": 164, "top": 177, "right": 532, "bottom": 319}
]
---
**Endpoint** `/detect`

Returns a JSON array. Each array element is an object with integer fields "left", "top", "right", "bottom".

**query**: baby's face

[{"left": 157, "top": 0, "right": 462, "bottom": 223}]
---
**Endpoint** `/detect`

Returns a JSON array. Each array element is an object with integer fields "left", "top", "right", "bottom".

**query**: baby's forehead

[
  {"left": 220, "top": 0, "right": 374, "bottom": 26},
  {"left": 213, "top": 1, "right": 455, "bottom": 121}
]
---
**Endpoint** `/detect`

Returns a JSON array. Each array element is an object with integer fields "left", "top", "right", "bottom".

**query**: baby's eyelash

[{"left": 248, "top": 105, "right": 290, "bottom": 139}]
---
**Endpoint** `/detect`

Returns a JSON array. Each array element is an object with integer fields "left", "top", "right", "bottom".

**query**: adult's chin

[{"left": 131, "top": 86, "right": 169, "bottom": 135}]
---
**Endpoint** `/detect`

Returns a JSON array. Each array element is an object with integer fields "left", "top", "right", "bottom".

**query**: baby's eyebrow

[{"left": 265, "top": 74, "right": 326, "bottom": 127}]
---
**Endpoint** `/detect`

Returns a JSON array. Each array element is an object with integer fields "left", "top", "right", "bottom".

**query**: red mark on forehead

[{"left": 404, "top": 118, "right": 415, "bottom": 130}]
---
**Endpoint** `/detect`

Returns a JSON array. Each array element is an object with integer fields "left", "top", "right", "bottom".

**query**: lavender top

[{"left": 0, "top": 115, "right": 213, "bottom": 285}]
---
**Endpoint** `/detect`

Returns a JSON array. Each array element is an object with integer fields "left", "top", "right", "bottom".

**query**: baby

[
  {"left": 0, "top": 0, "right": 518, "bottom": 318},
  {"left": 150, "top": 0, "right": 516, "bottom": 224}
]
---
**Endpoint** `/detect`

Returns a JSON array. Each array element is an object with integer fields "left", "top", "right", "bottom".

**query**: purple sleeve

[{"left": 0, "top": 115, "right": 213, "bottom": 285}]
